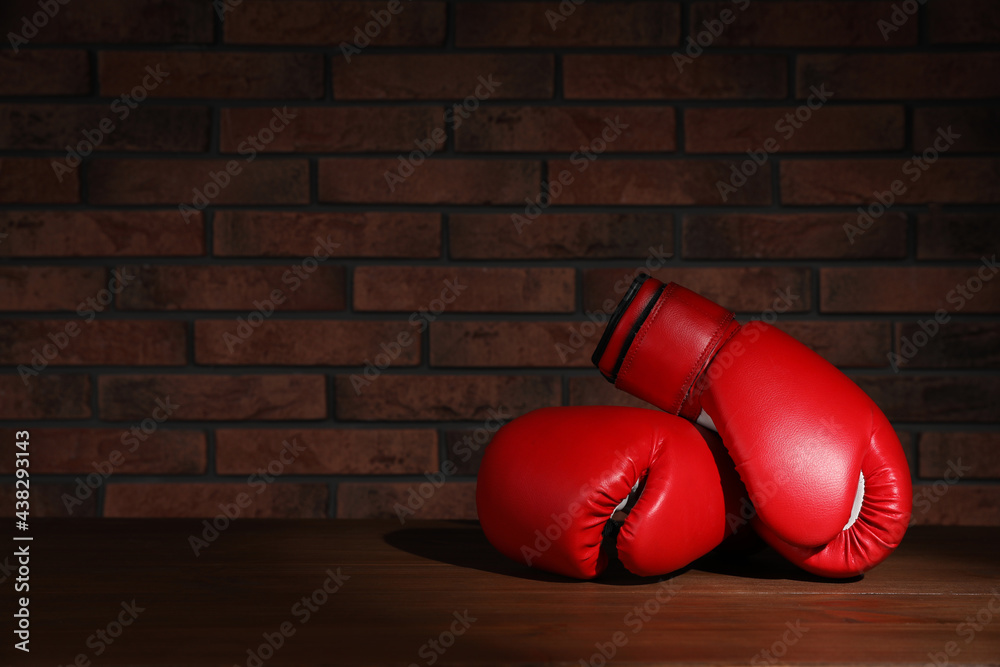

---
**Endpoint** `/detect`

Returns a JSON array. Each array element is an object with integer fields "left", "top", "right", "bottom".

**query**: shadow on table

[
  {"left": 383, "top": 522, "right": 856, "bottom": 585},
  {"left": 692, "top": 545, "right": 863, "bottom": 584}
]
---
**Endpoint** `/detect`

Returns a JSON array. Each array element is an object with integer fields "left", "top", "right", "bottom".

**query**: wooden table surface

[{"left": 2, "top": 520, "right": 998, "bottom": 666}]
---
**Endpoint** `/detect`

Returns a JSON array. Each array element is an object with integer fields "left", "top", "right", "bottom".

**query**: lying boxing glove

[
  {"left": 592, "top": 277, "right": 912, "bottom": 578},
  {"left": 476, "top": 406, "right": 748, "bottom": 579}
]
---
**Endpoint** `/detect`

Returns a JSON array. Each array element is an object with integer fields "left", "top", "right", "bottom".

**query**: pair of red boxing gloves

[{"left": 477, "top": 278, "right": 913, "bottom": 579}]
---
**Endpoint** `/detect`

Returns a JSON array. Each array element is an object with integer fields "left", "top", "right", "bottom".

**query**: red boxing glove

[
  {"left": 476, "top": 406, "right": 748, "bottom": 579},
  {"left": 593, "top": 277, "right": 913, "bottom": 578}
]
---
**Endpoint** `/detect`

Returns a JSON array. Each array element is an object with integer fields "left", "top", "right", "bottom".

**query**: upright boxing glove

[
  {"left": 476, "top": 406, "right": 748, "bottom": 579},
  {"left": 592, "top": 277, "right": 913, "bottom": 578}
]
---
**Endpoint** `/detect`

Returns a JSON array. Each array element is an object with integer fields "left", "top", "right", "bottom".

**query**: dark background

[{"left": 0, "top": 0, "right": 996, "bottom": 523}]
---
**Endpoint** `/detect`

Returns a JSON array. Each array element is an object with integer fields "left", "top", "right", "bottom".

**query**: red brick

[
  {"left": 0, "top": 428, "right": 205, "bottom": 474},
  {"left": 691, "top": 1, "right": 914, "bottom": 46},
  {"left": 781, "top": 159, "right": 1000, "bottom": 205},
  {"left": 851, "top": 375, "right": 1000, "bottom": 423},
  {"left": 99, "top": 52, "right": 323, "bottom": 99},
  {"left": 0, "top": 50, "right": 89, "bottom": 95},
  {"left": 0, "top": 320, "right": 186, "bottom": 365},
  {"left": 335, "top": 375, "right": 559, "bottom": 421},
  {"left": 797, "top": 54, "right": 1000, "bottom": 99},
  {"left": 0, "top": 211, "right": 204, "bottom": 257},
  {"left": 0, "top": 104, "right": 210, "bottom": 151},
  {"left": 550, "top": 159, "right": 770, "bottom": 205},
  {"left": 105, "top": 483, "right": 328, "bottom": 518},
  {"left": 195, "top": 320, "right": 420, "bottom": 366},
  {"left": 2, "top": 0, "right": 212, "bottom": 43},
  {"left": 914, "top": 107, "right": 1000, "bottom": 153},
  {"left": 337, "top": 482, "right": 475, "bottom": 519},
  {"left": 917, "top": 213, "right": 999, "bottom": 260},
  {"left": 216, "top": 428, "right": 437, "bottom": 475},
  {"left": 919, "top": 433, "right": 1000, "bottom": 479},
  {"left": 455, "top": 107, "right": 675, "bottom": 152},
  {"left": 683, "top": 213, "right": 907, "bottom": 259},
  {"left": 0, "top": 484, "right": 96, "bottom": 517},
  {"left": 430, "top": 322, "right": 599, "bottom": 368},
  {"left": 213, "top": 211, "right": 440, "bottom": 258},
  {"left": 893, "top": 322, "right": 1000, "bottom": 369},
  {"left": 99, "top": 375, "right": 327, "bottom": 421},
  {"left": 116, "top": 265, "right": 346, "bottom": 311},
  {"left": 456, "top": 2, "right": 679, "bottom": 47},
  {"left": 910, "top": 487, "right": 1000, "bottom": 526},
  {"left": 564, "top": 54, "right": 786, "bottom": 99},
  {"left": 443, "top": 430, "right": 493, "bottom": 476},
  {"left": 583, "top": 267, "right": 811, "bottom": 313},
  {"left": 0, "top": 158, "right": 78, "bottom": 204},
  {"left": 773, "top": 321, "right": 891, "bottom": 368},
  {"left": 0, "top": 267, "right": 105, "bottom": 311},
  {"left": 929, "top": 0, "right": 1000, "bottom": 44},
  {"left": 333, "top": 54, "right": 553, "bottom": 99},
  {"left": 685, "top": 106, "right": 904, "bottom": 153},
  {"left": 225, "top": 0, "right": 445, "bottom": 45},
  {"left": 354, "top": 267, "right": 574, "bottom": 313},
  {"left": 318, "top": 159, "right": 539, "bottom": 205},
  {"left": 821, "top": 267, "right": 1000, "bottom": 313},
  {"left": 569, "top": 377, "right": 657, "bottom": 409},
  {"left": 88, "top": 159, "right": 309, "bottom": 205},
  {"left": 567, "top": 320, "right": 887, "bottom": 371},
  {"left": 220, "top": 107, "right": 444, "bottom": 153},
  {"left": 450, "top": 213, "right": 673, "bottom": 260},
  {"left": 0, "top": 375, "right": 91, "bottom": 419},
  {"left": 898, "top": 430, "right": 917, "bottom": 476}
]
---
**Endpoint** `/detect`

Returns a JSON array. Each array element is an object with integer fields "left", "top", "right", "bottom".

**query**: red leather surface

[
  {"left": 598, "top": 279, "right": 913, "bottom": 577},
  {"left": 616, "top": 283, "right": 738, "bottom": 420},
  {"left": 752, "top": 407, "right": 913, "bottom": 577},
  {"left": 595, "top": 278, "right": 661, "bottom": 380},
  {"left": 475, "top": 406, "right": 748, "bottom": 579}
]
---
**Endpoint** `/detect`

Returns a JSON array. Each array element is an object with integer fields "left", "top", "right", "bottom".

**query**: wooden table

[{"left": 3, "top": 520, "right": 998, "bottom": 666}]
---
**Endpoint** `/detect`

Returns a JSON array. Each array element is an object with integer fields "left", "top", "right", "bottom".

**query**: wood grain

[{"left": 2, "top": 521, "right": 998, "bottom": 666}]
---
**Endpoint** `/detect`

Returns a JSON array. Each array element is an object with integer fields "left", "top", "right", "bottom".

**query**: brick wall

[{"left": 0, "top": 0, "right": 997, "bottom": 525}]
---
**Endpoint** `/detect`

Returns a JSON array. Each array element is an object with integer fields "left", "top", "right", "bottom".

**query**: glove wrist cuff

[{"left": 593, "top": 277, "right": 738, "bottom": 418}]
